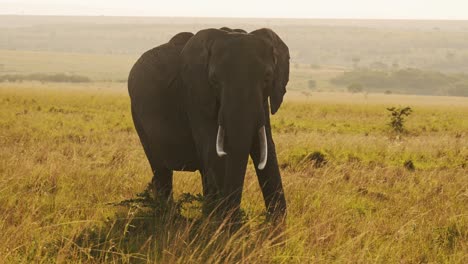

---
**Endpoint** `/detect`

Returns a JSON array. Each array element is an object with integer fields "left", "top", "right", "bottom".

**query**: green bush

[{"left": 387, "top": 106, "right": 413, "bottom": 133}]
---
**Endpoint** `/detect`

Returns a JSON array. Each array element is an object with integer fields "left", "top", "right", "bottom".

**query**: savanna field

[
  {"left": 1, "top": 81, "right": 467, "bottom": 263},
  {"left": 1, "top": 16, "right": 468, "bottom": 263}
]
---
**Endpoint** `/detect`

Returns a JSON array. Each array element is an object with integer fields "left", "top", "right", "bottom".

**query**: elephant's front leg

[
  {"left": 250, "top": 125, "right": 287, "bottom": 221},
  {"left": 197, "top": 133, "right": 245, "bottom": 221},
  {"left": 190, "top": 121, "right": 226, "bottom": 216},
  {"left": 199, "top": 163, "right": 225, "bottom": 216},
  {"left": 152, "top": 168, "right": 174, "bottom": 201}
]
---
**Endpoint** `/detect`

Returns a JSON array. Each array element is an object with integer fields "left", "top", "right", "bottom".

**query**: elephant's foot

[
  {"left": 265, "top": 209, "right": 286, "bottom": 226},
  {"left": 201, "top": 193, "right": 223, "bottom": 219},
  {"left": 266, "top": 199, "right": 287, "bottom": 226},
  {"left": 151, "top": 168, "right": 174, "bottom": 205}
]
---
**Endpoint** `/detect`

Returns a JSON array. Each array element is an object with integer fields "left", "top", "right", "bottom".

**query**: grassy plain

[
  {"left": 1, "top": 15, "right": 467, "bottom": 263},
  {"left": 1, "top": 82, "right": 467, "bottom": 263}
]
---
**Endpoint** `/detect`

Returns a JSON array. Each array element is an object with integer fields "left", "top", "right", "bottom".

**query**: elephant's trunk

[{"left": 214, "top": 85, "right": 268, "bottom": 217}]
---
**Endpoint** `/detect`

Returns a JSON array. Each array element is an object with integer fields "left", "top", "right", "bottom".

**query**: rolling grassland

[{"left": 1, "top": 83, "right": 466, "bottom": 263}]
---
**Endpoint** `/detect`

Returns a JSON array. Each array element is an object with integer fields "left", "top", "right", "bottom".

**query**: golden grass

[{"left": 1, "top": 83, "right": 467, "bottom": 263}]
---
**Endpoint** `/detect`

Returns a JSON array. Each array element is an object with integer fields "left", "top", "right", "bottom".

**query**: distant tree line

[
  {"left": 4, "top": 19, "right": 468, "bottom": 72},
  {"left": 331, "top": 68, "right": 468, "bottom": 97},
  {"left": 0, "top": 73, "right": 91, "bottom": 83}
]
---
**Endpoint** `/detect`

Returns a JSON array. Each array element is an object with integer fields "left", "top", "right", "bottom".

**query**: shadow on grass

[{"left": 72, "top": 185, "right": 285, "bottom": 263}]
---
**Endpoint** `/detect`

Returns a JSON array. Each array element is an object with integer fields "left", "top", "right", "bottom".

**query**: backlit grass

[{"left": 1, "top": 83, "right": 467, "bottom": 263}]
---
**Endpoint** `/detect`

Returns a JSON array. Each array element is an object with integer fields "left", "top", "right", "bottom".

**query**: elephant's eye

[
  {"left": 209, "top": 70, "right": 219, "bottom": 86},
  {"left": 264, "top": 71, "right": 273, "bottom": 85},
  {"left": 210, "top": 76, "right": 219, "bottom": 87}
]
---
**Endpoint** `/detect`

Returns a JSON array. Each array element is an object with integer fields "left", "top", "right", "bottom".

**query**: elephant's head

[
  {"left": 210, "top": 30, "right": 289, "bottom": 169},
  {"left": 219, "top": 27, "right": 248, "bottom": 34},
  {"left": 181, "top": 28, "right": 289, "bottom": 195}
]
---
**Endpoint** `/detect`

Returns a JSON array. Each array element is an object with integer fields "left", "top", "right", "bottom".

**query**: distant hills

[{"left": 2, "top": 15, "right": 468, "bottom": 73}]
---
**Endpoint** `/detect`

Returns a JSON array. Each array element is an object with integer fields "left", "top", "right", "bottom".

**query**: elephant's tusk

[
  {"left": 216, "top": 125, "right": 227, "bottom": 157},
  {"left": 258, "top": 126, "right": 268, "bottom": 170}
]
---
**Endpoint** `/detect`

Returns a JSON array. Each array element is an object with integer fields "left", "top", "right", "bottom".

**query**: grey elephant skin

[{"left": 128, "top": 27, "right": 289, "bottom": 220}]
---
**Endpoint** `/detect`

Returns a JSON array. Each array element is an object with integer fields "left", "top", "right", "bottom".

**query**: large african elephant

[{"left": 128, "top": 28, "right": 289, "bottom": 220}]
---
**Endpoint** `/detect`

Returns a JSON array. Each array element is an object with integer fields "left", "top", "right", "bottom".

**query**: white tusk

[
  {"left": 216, "top": 125, "right": 227, "bottom": 157},
  {"left": 258, "top": 126, "right": 268, "bottom": 170}
]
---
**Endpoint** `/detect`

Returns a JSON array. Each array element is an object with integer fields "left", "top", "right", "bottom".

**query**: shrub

[
  {"left": 306, "top": 151, "right": 328, "bottom": 168},
  {"left": 404, "top": 160, "right": 416, "bottom": 171},
  {"left": 347, "top": 83, "right": 364, "bottom": 93},
  {"left": 387, "top": 106, "right": 413, "bottom": 133},
  {"left": 370, "top": 61, "right": 388, "bottom": 70},
  {"left": 308, "top": 80, "right": 317, "bottom": 89}
]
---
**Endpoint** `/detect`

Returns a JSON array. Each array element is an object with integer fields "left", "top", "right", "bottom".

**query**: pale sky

[{"left": 1, "top": 0, "right": 468, "bottom": 20}]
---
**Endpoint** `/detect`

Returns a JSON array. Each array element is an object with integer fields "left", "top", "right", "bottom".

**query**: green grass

[{"left": 1, "top": 83, "right": 467, "bottom": 263}]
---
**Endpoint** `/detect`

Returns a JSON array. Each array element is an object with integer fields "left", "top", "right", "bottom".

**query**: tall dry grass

[{"left": 1, "top": 83, "right": 467, "bottom": 263}]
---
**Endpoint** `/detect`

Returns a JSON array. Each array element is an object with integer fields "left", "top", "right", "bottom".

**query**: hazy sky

[{"left": 1, "top": 0, "right": 468, "bottom": 20}]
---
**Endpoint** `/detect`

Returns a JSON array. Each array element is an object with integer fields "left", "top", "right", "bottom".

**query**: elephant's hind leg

[
  {"left": 152, "top": 168, "right": 173, "bottom": 202},
  {"left": 132, "top": 106, "right": 174, "bottom": 204}
]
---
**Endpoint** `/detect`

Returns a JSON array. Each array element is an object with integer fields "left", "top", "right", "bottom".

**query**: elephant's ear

[{"left": 251, "top": 28, "right": 290, "bottom": 115}]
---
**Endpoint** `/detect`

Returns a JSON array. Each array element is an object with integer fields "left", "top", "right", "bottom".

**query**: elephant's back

[
  {"left": 128, "top": 32, "right": 193, "bottom": 102},
  {"left": 128, "top": 43, "right": 180, "bottom": 102}
]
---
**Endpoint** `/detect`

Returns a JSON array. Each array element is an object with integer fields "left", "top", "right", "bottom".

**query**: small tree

[
  {"left": 446, "top": 51, "right": 455, "bottom": 60},
  {"left": 308, "top": 80, "right": 316, "bottom": 90},
  {"left": 387, "top": 106, "right": 413, "bottom": 133},
  {"left": 352, "top": 56, "right": 361, "bottom": 68},
  {"left": 347, "top": 83, "right": 363, "bottom": 93}
]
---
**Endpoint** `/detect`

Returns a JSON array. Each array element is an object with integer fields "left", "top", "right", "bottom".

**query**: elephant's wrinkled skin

[{"left": 128, "top": 27, "right": 289, "bottom": 220}]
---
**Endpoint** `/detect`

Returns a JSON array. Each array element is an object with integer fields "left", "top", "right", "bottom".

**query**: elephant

[{"left": 128, "top": 27, "right": 289, "bottom": 221}]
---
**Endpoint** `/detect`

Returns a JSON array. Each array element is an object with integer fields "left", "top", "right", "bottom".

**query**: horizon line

[{"left": 1, "top": 13, "right": 468, "bottom": 22}]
